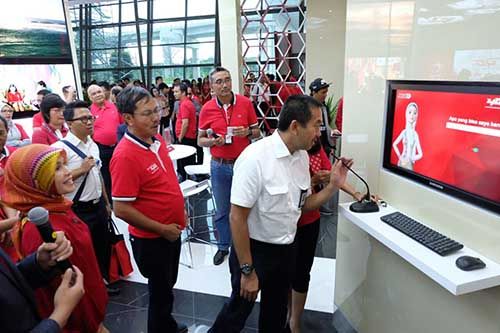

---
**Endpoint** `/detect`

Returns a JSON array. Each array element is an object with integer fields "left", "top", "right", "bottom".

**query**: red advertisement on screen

[{"left": 390, "top": 89, "right": 500, "bottom": 202}]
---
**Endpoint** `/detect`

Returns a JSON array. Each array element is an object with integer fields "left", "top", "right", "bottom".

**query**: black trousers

[
  {"left": 96, "top": 143, "right": 115, "bottom": 202},
  {"left": 291, "top": 219, "right": 320, "bottom": 293},
  {"left": 176, "top": 137, "right": 197, "bottom": 180},
  {"left": 72, "top": 198, "right": 111, "bottom": 281},
  {"left": 209, "top": 239, "right": 294, "bottom": 333},
  {"left": 130, "top": 235, "right": 181, "bottom": 333}
]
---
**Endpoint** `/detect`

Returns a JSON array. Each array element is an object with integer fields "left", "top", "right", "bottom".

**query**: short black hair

[
  {"left": 278, "top": 95, "right": 322, "bottom": 131},
  {"left": 175, "top": 83, "right": 188, "bottom": 95},
  {"left": 116, "top": 86, "right": 152, "bottom": 116},
  {"left": 62, "top": 85, "right": 71, "bottom": 94},
  {"left": 99, "top": 81, "right": 110, "bottom": 90},
  {"left": 0, "top": 115, "right": 8, "bottom": 131},
  {"left": 158, "top": 82, "right": 168, "bottom": 90},
  {"left": 36, "top": 89, "right": 51, "bottom": 97},
  {"left": 111, "top": 86, "right": 123, "bottom": 97},
  {"left": 209, "top": 66, "right": 230, "bottom": 83},
  {"left": 64, "top": 100, "right": 89, "bottom": 121},
  {"left": 155, "top": 76, "right": 163, "bottom": 82},
  {"left": 37, "top": 80, "right": 47, "bottom": 87},
  {"left": 40, "top": 93, "right": 66, "bottom": 123}
]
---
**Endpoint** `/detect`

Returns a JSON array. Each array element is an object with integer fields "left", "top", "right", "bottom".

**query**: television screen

[
  {"left": 0, "top": 64, "right": 77, "bottom": 112},
  {"left": 383, "top": 80, "right": 500, "bottom": 214},
  {"left": 0, "top": 0, "right": 71, "bottom": 64}
]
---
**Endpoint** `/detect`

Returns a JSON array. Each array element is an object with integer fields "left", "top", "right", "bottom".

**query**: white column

[{"left": 218, "top": 0, "right": 242, "bottom": 94}]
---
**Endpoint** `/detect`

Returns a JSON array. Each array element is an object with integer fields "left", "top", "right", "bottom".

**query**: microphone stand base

[{"left": 349, "top": 200, "right": 380, "bottom": 213}]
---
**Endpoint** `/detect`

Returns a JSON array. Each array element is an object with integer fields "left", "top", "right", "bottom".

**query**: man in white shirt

[
  {"left": 52, "top": 100, "right": 115, "bottom": 293},
  {"left": 209, "top": 95, "right": 353, "bottom": 332}
]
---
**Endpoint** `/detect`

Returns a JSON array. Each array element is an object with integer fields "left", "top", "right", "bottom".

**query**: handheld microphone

[
  {"left": 28, "top": 207, "right": 73, "bottom": 271},
  {"left": 332, "top": 155, "right": 379, "bottom": 213},
  {"left": 206, "top": 128, "right": 220, "bottom": 139}
]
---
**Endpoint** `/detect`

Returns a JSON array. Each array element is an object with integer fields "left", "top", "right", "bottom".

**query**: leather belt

[{"left": 212, "top": 157, "right": 235, "bottom": 164}]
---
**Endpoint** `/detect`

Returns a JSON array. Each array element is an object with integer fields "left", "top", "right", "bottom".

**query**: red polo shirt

[
  {"left": 90, "top": 100, "right": 123, "bottom": 146},
  {"left": 175, "top": 98, "right": 197, "bottom": 140},
  {"left": 110, "top": 132, "right": 186, "bottom": 238},
  {"left": 32, "top": 112, "right": 43, "bottom": 128},
  {"left": 298, "top": 147, "right": 332, "bottom": 227},
  {"left": 199, "top": 93, "right": 258, "bottom": 160},
  {"left": 32, "top": 123, "right": 68, "bottom": 145}
]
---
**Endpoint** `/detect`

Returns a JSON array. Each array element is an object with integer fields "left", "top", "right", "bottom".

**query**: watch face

[{"left": 241, "top": 264, "right": 253, "bottom": 275}]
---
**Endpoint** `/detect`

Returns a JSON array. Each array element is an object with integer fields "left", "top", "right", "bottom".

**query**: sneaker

[
  {"left": 213, "top": 249, "right": 229, "bottom": 265},
  {"left": 177, "top": 323, "right": 188, "bottom": 333}
]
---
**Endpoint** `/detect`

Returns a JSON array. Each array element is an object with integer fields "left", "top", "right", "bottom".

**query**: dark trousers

[
  {"left": 96, "top": 143, "right": 115, "bottom": 202},
  {"left": 72, "top": 198, "right": 111, "bottom": 281},
  {"left": 130, "top": 235, "right": 181, "bottom": 333},
  {"left": 291, "top": 219, "right": 320, "bottom": 293},
  {"left": 210, "top": 239, "right": 294, "bottom": 333},
  {"left": 177, "top": 137, "right": 197, "bottom": 180}
]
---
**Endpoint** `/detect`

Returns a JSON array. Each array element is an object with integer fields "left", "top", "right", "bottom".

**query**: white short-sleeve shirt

[
  {"left": 52, "top": 132, "right": 102, "bottom": 202},
  {"left": 231, "top": 131, "right": 311, "bottom": 245}
]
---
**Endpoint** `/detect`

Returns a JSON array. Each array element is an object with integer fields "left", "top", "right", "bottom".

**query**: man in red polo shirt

[
  {"left": 111, "top": 86, "right": 188, "bottom": 333},
  {"left": 198, "top": 66, "right": 261, "bottom": 265},
  {"left": 173, "top": 83, "right": 197, "bottom": 181},
  {"left": 88, "top": 84, "right": 123, "bottom": 202}
]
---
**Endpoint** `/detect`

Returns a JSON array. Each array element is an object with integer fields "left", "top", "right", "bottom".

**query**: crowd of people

[{"left": 0, "top": 65, "right": 365, "bottom": 333}]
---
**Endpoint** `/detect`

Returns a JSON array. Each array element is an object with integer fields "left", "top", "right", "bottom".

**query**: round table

[{"left": 168, "top": 144, "right": 197, "bottom": 160}]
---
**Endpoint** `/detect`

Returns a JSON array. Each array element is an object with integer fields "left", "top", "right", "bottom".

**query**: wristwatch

[{"left": 240, "top": 263, "right": 254, "bottom": 276}]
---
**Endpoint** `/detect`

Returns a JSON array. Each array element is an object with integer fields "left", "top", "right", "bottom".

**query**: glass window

[
  {"left": 154, "top": 0, "right": 186, "bottom": 19},
  {"left": 184, "top": 66, "right": 212, "bottom": 80},
  {"left": 121, "top": 1, "right": 148, "bottom": 22},
  {"left": 186, "top": 19, "right": 215, "bottom": 43},
  {"left": 152, "top": 21, "right": 185, "bottom": 45},
  {"left": 123, "top": 47, "right": 149, "bottom": 67},
  {"left": 91, "top": 27, "right": 119, "bottom": 49},
  {"left": 121, "top": 24, "right": 148, "bottom": 47},
  {"left": 91, "top": 49, "right": 115, "bottom": 69},
  {"left": 151, "top": 67, "right": 185, "bottom": 84},
  {"left": 185, "top": 43, "right": 215, "bottom": 65},
  {"left": 187, "top": 0, "right": 216, "bottom": 17},
  {"left": 91, "top": 4, "right": 120, "bottom": 25},
  {"left": 91, "top": 68, "right": 142, "bottom": 83},
  {"left": 152, "top": 45, "right": 185, "bottom": 66}
]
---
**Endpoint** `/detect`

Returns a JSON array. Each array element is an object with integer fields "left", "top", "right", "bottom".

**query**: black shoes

[
  {"left": 213, "top": 249, "right": 229, "bottom": 265},
  {"left": 177, "top": 323, "right": 188, "bottom": 333},
  {"left": 106, "top": 285, "right": 121, "bottom": 296}
]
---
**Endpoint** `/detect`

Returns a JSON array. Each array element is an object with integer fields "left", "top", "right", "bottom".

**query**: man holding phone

[{"left": 198, "top": 66, "right": 261, "bottom": 265}]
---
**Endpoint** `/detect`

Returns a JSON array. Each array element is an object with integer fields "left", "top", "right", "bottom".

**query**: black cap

[{"left": 309, "top": 78, "right": 331, "bottom": 92}]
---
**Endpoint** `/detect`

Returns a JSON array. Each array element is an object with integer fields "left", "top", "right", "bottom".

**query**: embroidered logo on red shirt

[{"left": 147, "top": 163, "right": 160, "bottom": 174}]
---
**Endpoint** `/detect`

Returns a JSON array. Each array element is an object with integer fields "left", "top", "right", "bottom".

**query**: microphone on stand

[
  {"left": 28, "top": 207, "right": 73, "bottom": 271},
  {"left": 332, "top": 155, "right": 380, "bottom": 213}
]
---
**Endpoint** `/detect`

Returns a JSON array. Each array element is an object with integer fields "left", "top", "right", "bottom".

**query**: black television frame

[{"left": 383, "top": 80, "right": 500, "bottom": 215}]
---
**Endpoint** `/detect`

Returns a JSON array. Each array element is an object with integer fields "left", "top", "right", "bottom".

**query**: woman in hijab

[{"left": 1, "top": 144, "right": 109, "bottom": 333}]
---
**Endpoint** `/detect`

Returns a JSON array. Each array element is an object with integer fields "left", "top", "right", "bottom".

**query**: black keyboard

[{"left": 380, "top": 212, "right": 463, "bottom": 256}]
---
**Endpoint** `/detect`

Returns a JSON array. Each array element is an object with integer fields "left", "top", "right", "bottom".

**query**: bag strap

[
  {"left": 61, "top": 140, "right": 88, "bottom": 203},
  {"left": 108, "top": 217, "right": 120, "bottom": 235}
]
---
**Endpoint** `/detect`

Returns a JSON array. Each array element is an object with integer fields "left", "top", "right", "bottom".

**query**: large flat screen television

[{"left": 383, "top": 80, "right": 500, "bottom": 215}]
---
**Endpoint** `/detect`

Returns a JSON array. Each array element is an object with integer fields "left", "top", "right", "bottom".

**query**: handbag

[{"left": 108, "top": 217, "right": 133, "bottom": 283}]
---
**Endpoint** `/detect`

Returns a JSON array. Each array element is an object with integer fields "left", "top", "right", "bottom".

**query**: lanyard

[{"left": 220, "top": 104, "right": 233, "bottom": 126}]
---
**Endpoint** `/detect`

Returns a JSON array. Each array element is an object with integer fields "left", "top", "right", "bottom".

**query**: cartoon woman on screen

[{"left": 392, "top": 102, "right": 423, "bottom": 170}]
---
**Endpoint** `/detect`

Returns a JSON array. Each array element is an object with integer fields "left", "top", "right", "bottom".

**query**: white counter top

[{"left": 340, "top": 202, "right": 500, "bottom": 295}]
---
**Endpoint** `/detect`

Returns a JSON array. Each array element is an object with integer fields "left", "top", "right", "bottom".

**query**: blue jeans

[{"left": 211, "top": 159, "right": 234, "bottom": 251}]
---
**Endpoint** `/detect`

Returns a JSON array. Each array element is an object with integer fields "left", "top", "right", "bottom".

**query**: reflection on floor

[{"left": 108, "top": 188, "right": 338, "bottom": 332}]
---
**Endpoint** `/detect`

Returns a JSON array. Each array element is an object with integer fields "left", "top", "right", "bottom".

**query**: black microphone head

[
  {"left": 206, "top": 128, "right": 213, "bottom": 136},
  {"left": 28, "top": 207, "right": 49, "bottom": 226}
]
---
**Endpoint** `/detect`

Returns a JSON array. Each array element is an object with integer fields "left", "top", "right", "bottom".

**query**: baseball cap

[{"left": 309, "top": 78, "right": 331, "bottom": 92}]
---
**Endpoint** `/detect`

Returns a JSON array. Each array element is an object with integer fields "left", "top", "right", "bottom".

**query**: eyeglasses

[
  {"left": 213, "top": 78, "right": 232, "bottom": 85},
  {"left": 134, "top": 108, "right": 161, "bottom": 117},
  {"left": 0, "top": 109, "right": 13, "bottom": 113},
  {"left": 71, "top": 115, "right": 96, "bottom": 123},
  {"left": 50, "top": 108, "right": 65, "bottom": 114}
]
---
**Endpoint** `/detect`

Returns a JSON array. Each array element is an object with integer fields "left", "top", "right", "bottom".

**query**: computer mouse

[{"left": 455, "top": 256, "right": 486, "bottom": 271}]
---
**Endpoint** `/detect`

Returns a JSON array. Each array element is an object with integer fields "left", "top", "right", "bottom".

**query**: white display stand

[{"left": 340, "top": 203, "right": 500, "bottom": 295}]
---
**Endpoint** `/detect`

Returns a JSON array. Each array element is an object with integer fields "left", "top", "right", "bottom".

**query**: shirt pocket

[{"left": 261, "top": 184, "right": 289, "bottom": 213}]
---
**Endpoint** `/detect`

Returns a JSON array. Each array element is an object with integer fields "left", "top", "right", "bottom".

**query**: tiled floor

[{"left": 104, "top": 281, "right": 336, "bottom": 332}]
